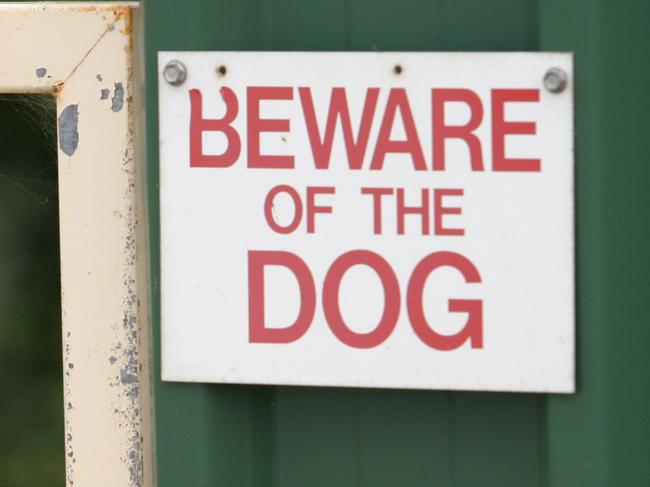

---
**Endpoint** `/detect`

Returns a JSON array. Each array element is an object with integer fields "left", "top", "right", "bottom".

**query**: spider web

[{"left": 0, "top": 94, "right": 58, "bottom": 215}]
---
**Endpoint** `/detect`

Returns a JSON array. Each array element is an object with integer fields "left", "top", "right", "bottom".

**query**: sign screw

[
  {"left": 163, "top": 60, "right": 187, "bottom": 86},
  {"left": 543, "top": 67, "right": 568, "bottom": 93}
]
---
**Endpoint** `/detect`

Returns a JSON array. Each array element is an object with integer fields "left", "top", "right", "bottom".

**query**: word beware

[{"left": 189, "top": 86, "right": 541, "bottom": 172}]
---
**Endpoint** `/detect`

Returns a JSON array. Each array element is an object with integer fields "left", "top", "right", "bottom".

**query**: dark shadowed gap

[{"left": 0, "top": 94, "right": 64, "bottom": 487}]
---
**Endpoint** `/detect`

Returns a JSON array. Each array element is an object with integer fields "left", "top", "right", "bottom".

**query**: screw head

[
  {"left": 543, "top": 67, "right": 568, "bottom": 93},
  {"left": 163, "top": 60, "right": 187, "bottom": 86}
]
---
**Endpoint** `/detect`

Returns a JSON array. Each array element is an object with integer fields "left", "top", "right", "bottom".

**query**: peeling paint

[
  {"left": 9, "top": 5, "right": 151, "bottom": 486},
  {"left": 58, "top": 104, "right": 79, "bottom": 157},
  {"left": 111, "top": 82, "right": 124, "bottom": 112},
  {"left": 36, "top": 67, "right": 47, "bottom": 78},
  {"left": 120, "top": 368, "right": 137, "bottom": 385}
]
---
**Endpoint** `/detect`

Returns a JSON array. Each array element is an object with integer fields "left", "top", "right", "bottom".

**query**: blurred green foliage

[{"left": 0, "top": 95, "right": 64, "bottom": 487}]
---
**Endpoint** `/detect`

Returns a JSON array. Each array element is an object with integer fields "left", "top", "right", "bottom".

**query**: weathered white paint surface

[{"left": 0, "top": 4, "right": 151, "bottom": 486}]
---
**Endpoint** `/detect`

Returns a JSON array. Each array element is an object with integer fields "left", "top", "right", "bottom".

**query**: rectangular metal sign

[{"left": 159, "top": 52, "right": 574, "bottom": 392}]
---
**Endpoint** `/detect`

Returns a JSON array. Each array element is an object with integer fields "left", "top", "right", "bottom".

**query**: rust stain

[
  {"left": 118, "top": 7, "right": 133, "bottom": 36},
  {"left": 61, "top": 4, "right": 129, "bottom": 14},
  {"left": 60, "top": 7, "right": 130, "bottom": 88},
  {"left": 50, "top": 7, "right": 133, "bottom": 100},
  {"left": 62, "top": 4, "right": 101, "bottom": 13},
  {"left": 121, "top": 8, "right": 134, "bottom": 56}
]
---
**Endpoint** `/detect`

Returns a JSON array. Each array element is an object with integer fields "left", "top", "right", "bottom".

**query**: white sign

[{"left": 159, "top": 52, "right": 574, "bottom": 393}]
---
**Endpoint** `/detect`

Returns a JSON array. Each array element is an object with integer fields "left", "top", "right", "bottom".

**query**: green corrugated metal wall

[{"left": 145, "top": 1, "right": 650, "bottom": 485}]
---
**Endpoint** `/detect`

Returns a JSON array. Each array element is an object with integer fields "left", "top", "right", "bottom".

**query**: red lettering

[
  {"left": 370, "top": 89, "right": 426, "bottom": 171},
  {"left": 248, "top": 251, "right": 316, "bottom": 343},
  {"left": 432, "top": 89, "right": 484, "bottom": 171},
  {"left": 306, "top": 186, "right": 335, "bottom": 233},
  {"left": 189, "top": 88, "right": 240, "bottom": 167},
  {"left": 247, "top": 87, "right": 294, "bottom": 169},
  {"left": 360, "top": 187, "right": 394, "bottom": 235},
  {"left": 264, "top": 185, "right": 302, "bottom": 234},
  {"left": 397, "top": 188, "right": 430, "bottom": 235},
  {"left": 299, "top": 87, "right": 380, "bottom": 170},
  {"left": 491, "top": 89, "right": 540, "bottom": 172},
  {"left": 323, "top": 250, "right": 400, "bottom": 348},
  {"left": 407, "top": 251, "right": 483, "bottom": 350},
  {"left": 434, "top": 189, "right": 464, "bottom": 236}
]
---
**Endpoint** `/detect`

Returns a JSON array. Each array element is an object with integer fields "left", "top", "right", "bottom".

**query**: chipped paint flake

[
  {"left": 120, "top": 368, "right": 137, "bottom": 385},
  {"left": 111, "top": 82, "right": 124, "bottom": 112},
  {"left": 58, "top": 104, "right": 79, "bottom": 157}
]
